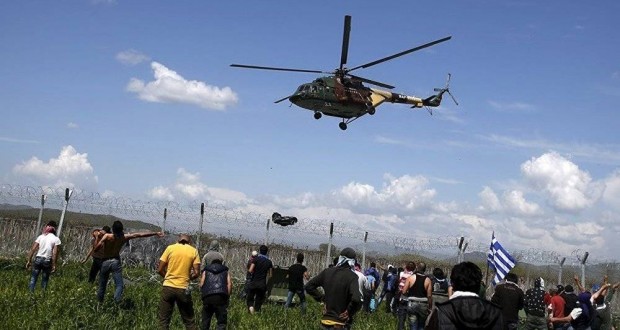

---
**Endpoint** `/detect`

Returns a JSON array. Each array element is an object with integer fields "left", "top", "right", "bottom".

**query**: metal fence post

[
  {"left": 57, "top": 188, "right": 73, "bottom": 238},
  {"left": 558, "top": 257, "right": 566, "bottom": 285},
  {"left": 34, "top": 194, "right": 46, "bottom": 238},
  {"left": 264, "top": 217, "right": 270, "bottom": 245},
  {"left": 362, "top": 231, "right": 368, "bottom": 269},
  {"left": 457, "top": 237, "right": 464, "bottom": 264},
  {"left": 163, "top": 208, "right": 167, "bottom": 233},
  {"left": 198, "top": 202, "right": 205, "bottom": 250},
  {"left": 326, "top": 222, "right": 334, "bottom": 269},
  {"left": 580, "top": 252, "right": 589, "bottom": 289}
]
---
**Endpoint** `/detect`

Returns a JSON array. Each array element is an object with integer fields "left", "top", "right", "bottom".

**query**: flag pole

[{"left": 485, "top": 231, "right": 494, "bottom": 287}]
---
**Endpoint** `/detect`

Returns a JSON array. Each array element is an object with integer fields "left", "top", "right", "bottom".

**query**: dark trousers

[
  {"left": 246, "top": 282, "right": 267, "bottom": 312},
  {"left": 88, "top": 257, "right": 103, "bottom": 283},
  {"left": 201, "top": 302, "right": 228, "bottom": 330},
  {"left": 158, "top": 286, "right": 197, "bottom": 330},
  {"left": 385, "top": 291, "right": 396, "bottom": 313}
]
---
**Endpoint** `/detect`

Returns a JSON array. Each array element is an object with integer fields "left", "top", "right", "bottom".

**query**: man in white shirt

[{"left": 26, "top": 221, "right": 62, "bottom": 292}]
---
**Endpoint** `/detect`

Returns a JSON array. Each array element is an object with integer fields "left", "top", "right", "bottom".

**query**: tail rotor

[{"left": 434, "top": 73, "right": 458, "bottom": 106}]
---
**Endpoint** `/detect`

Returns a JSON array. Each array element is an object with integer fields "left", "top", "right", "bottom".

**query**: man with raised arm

[{"left": 91, "top": 220, "right": 163, "bottom": 303}]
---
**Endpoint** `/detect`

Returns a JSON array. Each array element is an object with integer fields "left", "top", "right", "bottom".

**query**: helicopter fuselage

[{"left": 289, "top": 76, "right": 425, "bottom": 119}]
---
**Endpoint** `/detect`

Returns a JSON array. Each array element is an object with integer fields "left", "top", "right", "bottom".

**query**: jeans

[
  {"left": 97, "top": 258, "right": 123, "bottom": 302},
  {"left": 29, "top": 256, "right": 52, "bottom": 292},
  {"left": 159, "top": 286, "right": 197, "bottom": 330},
  {"left": 397, "top": 299, "right": 428, "bottom": 330},
  {"left": 284, "top": 289, "right": 307, "bottom": 313}
]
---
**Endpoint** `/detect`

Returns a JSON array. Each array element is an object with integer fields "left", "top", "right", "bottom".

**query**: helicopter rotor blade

[
  {"left": 348, "top": 74, "right": 395, "bottom": 89},
  {"left": 347, "top": 36, "right": 452, "bottom": 72},
  {"left": 339, "top": 15, "right": 352, "bottom": 71},
  {"left": 446, "top": 90, "right": 459, "bottom": 106},
  {"left": 231, "top": 64, "right": 326, "bottom": 74}
]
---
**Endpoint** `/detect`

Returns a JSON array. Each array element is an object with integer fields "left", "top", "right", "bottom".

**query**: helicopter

[{"left": 231, "top": 15, "right": 458, "bottom": 130}]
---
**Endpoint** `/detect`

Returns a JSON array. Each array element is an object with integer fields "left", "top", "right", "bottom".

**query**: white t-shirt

[
  {"left": 35, "top": 233, "right": 62, "bottom": 259},
  {"left": 355, "top": 270, "right": 367, "bottom": 297}
]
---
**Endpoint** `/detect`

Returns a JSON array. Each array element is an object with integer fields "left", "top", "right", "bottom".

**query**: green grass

[
  {"left": 4, "top": 259, "right": 618, "bottom": 329},
  {"left": 1, "top": 259, "right": 396, "bottom": 329}
]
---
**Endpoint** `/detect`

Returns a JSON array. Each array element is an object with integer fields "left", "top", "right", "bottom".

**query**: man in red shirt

[{"left": 548, "top": 286, "right": 566, "bottom": 330}]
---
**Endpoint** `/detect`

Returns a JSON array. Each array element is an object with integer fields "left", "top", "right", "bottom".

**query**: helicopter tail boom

[{"left": 370, "top": 89, "right": 424, "bottom": 108}]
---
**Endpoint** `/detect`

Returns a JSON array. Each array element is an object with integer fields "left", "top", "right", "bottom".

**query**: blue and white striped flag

[{"left": 487, "top": 232, "right": 516, "bottom": 285}]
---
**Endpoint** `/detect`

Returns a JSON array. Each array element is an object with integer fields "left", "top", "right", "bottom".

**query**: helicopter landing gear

[
  {"left": 314, "top": 112, "right": 322, "bottom": 120},
  {"left": 339, "top": 122, "right": 348, "bottom": 130},
  {"left": 368, "top": 107, "right": 376, "bottom": 115}
]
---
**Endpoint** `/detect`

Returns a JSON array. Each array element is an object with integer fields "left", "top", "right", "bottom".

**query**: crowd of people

[{"left": 25, "top": 222, "right": 619, "bottom": 329}]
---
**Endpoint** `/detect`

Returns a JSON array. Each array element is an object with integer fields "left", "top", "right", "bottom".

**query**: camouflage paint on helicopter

[{"left": 232, "top": 15, "right": 457, "bottom": 130}]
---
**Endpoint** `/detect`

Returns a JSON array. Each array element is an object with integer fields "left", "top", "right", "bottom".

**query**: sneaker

[{"left": 249, "top": 306, "right": 255, "bottom": 314}]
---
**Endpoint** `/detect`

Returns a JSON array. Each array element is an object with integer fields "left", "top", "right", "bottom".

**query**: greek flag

[{"left": 487, "top": 233, "right": 516, "bottom": 285}]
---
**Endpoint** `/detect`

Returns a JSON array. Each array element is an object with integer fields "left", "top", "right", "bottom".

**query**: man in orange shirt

[{"left": 158, "top": 234, "right": 201, "bottom": 330}]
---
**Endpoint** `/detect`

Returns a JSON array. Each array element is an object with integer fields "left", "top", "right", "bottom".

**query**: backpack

[{"left": 432, "top": 277, "right": 449, "bottom": 295}]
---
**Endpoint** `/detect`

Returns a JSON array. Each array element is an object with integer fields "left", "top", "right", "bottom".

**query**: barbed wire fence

[{"left": 1, "top": 183, "right": 619, "bottom": 288}]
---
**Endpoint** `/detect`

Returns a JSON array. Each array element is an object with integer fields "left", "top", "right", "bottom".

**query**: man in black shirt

[
  {"left": 491, "top": 272, "right": 524, "bottom": 330},
  {"left": 306, "top": 247, "right": 362, "bottom": 329},
  {"left": 285, "top": 252, "right": 309, "bottom": 313},
  {"left": 246, "top": 245, "right": 273, "bottom": 313}
]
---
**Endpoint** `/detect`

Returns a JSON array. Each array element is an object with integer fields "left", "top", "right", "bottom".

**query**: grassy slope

[{"left": 0, "top": 259, "right": 396, "bottom": 329}]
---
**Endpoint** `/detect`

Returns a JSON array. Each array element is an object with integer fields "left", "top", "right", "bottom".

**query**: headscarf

[{"left": 336, "top": 255, "right": 355, "bottom": 269}]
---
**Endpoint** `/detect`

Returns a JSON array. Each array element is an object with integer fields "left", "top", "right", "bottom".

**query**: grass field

[
  {"left": 3, "top": 258, "right": 619, "bottom": 329},
  {"left": 1, "top": 259, "right": 397, "bottom": 329}
]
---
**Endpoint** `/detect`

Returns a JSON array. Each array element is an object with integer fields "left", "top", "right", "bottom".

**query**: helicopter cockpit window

[{"left": 311, "top": 85, "right": 317, "bottom": 93}]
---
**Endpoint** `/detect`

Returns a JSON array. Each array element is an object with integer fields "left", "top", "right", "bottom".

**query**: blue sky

[{"left": 1, "top": 1, "right": 619, "bottom": 260}]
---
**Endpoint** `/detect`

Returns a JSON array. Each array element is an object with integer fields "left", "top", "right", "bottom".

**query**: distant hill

[{"left": 0, "top": 204, "right": 159, "bottom": 231}]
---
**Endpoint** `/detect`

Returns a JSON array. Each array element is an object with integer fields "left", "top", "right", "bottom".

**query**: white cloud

[
  {"left": 116, "top": 49, "right": 150, "bottom": 65},
  {"left": 602, "top": 170, "right": 620, "bottom": 211},
  {"left": 175, "top": 168, "right": 208, "bottom": 199},
  {"left": 478, "top": 186, "right": 502, "bottom": 212},
  {"left": 502, "top": 190, "right": 540, "bottom": 215},
  {"left": 483, "top": 134, "right": 620, "bottom": 166},
  {"left": 552, "top": 222, "right": 604, "bottom": 245},
  {"left": 67, "top": 122, "right": 79, "bottom": 129},
  {"left": 12, "top": 145, "right": 98, "bottom": 188},
  {"left": 488, "top": 100, "right": 536, "bottom": 112},
  {"left": 148, "top": 186, "right": 174, "bottom": 201},
  {"left": 332, "top": 174, "right": 436, "bottom": 214},
  {"left": 374, "top": 135, "right": 409, "bottom": 146},
  {"left": 148, "top": 168, "right": 251, "bottom": 205},
  {"left": 127, "top": 61, "right": 238, "bottom": 110},
  {"left": 521, "top": 152, "right": 601, "bottom": 212},
  {"left": 101, "top": 190, "right": 116, "bottom": 198},
  {"left": 0, "top": 136, "right": 39, "bottom": 144}
]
